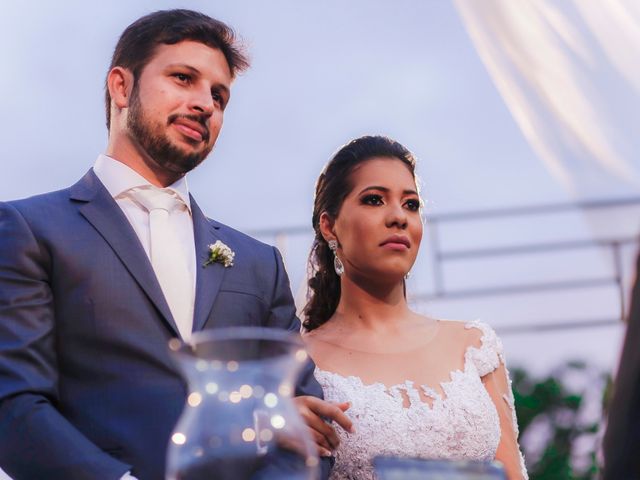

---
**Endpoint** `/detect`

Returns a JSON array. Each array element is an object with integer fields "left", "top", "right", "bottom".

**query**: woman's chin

[{"left": 351, "top": 269, "right": 408, "bottom": 286}]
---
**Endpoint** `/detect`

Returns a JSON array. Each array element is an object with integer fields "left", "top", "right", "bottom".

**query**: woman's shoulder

[
  {"left": 436, "top": 319, "right": 505, "bottom": 376},
  {"left": 300, "top": 321, "right": 343, "bottom": 359},
  {"left": 436, "top": 318, "right": 499, "bottom": 342},
  {"left": 300, "top": 321, "right": 335, "bottom": 344}
]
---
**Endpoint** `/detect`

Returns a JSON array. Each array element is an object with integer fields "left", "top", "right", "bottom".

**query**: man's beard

[{"left": 127, "top": 88, "right": 213, "bottom": 175}]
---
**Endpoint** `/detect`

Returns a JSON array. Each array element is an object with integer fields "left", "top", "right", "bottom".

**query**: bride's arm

[{"left": 482, "top": 363, "right": 528, "bottom": 480}]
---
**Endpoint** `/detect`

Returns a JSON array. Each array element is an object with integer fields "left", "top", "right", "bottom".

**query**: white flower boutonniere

[{"left": 204, "top": 240, "right": 235, "bottom": 268}]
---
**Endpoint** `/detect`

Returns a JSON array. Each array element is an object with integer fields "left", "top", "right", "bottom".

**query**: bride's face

[{"left": 329, "top": 157, "right": 422, "bottom": 282}]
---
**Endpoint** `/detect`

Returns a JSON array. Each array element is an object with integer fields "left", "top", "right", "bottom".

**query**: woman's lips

[
  {"left": 380, "top": 235, "right": 411, "bottom": 250},
  {"left": 381, "top": 242, "right": 409, "bottom": 251}
]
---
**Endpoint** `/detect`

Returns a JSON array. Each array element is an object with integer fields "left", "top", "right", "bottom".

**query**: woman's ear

[
  {"left": 319, "top": 212, "right": 337, "bottom": 244},
  {"left": 107, "top": 66, "right": 135, "bottom": 110}
]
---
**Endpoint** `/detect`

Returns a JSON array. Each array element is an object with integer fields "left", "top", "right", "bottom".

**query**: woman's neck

[{"left": 333, "top": 275, "right": 411, "bottom": 331}]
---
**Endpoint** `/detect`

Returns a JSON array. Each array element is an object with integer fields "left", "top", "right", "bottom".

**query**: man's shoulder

[
  {"left": 5, "top": 187, "right": 71, "bottom": 205},
  {"left": 0, "top": 187, "right": 80, "bottom": 247},
  {"left": 0, "top": 173, "right": 100, "bottom": 233},
  {"left": 3, "top": 170, "right": 96, "bottom": 216},
  {"left": 2, "top": 187, "right": 73, "bottom": 216}
]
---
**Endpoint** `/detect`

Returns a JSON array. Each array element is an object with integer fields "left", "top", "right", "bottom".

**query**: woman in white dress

[{"left": 299, "top": 136, "right": 528, "bottom": 479}]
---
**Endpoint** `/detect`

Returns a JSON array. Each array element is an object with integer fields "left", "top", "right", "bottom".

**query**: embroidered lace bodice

[{"left": 311, "top": 320, "right": 528, "bottom": 480}]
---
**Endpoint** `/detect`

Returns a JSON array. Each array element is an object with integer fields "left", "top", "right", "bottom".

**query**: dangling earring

[
  {"left": 328, "top": 239, "right": 344, "bottom": 276},
  {"left": 404, "top": 271, "right": 411, "bottom": 279}
]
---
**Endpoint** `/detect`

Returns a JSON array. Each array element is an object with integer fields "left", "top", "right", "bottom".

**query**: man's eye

[
  {"left": 405, "top": 198, "right": 420, "bottom": 211},
  {"left": 361, "top": 194, "right": 384, "bottom": 206},
  {"left": 211, "top": 90, "right": 227, "bottom": 109}
]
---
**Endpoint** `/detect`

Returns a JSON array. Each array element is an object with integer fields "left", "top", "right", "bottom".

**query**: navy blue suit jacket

[
  {"left": 602, "top": 250, "right": 640, "bottom": 479},
  {"left": 0, "top": 170, "right": 325, "bottom": 480}
]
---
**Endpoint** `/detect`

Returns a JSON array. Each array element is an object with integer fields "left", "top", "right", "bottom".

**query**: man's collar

[{"left": 93, "top": 154, "right": 192, "bottom": 212}]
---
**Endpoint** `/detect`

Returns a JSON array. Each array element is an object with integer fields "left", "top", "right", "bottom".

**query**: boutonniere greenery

[{"left": 204, "top": 240, "right": 235, "bottom": 268}]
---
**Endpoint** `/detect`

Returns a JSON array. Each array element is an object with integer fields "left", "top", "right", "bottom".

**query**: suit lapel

[
  {"left": 191, "top": 197, "right": 226, "bottom": 332},
  {"left": 70, "top": 170, "right": 180, "bottom": 337}
]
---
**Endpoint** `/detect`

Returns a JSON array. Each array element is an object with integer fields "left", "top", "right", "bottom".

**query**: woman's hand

[{"left": 293, "top": 396, "right": 355, "bottom": 456}]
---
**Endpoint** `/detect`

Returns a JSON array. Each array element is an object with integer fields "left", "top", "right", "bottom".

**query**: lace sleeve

[{"left": 465, "top": 321, "right": 528, "bottom": 480}]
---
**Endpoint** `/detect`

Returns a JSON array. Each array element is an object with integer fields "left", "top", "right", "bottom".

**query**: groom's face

[{"left": 127, "top": 40, "right": 233, "bottom": 175}]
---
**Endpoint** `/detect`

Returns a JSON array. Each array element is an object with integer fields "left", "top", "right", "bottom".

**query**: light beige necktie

[{"left": 129, "top": 186, "right": 193, "bottom": 341}]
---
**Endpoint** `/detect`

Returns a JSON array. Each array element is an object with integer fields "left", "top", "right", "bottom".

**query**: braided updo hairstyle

[{"left": 302, "top": 135, "right": 417, "bottom": 331}]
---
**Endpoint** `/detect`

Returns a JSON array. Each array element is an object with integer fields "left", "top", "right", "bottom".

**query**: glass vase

[{"left": 166, "top": 327, "right": 319, "bottom": 480}]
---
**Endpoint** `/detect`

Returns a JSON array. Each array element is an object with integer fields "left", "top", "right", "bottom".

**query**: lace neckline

[
  {"left": 314, "top": 320, "right": 493, "bottom": 410},
  {"left": 306, "top": 318, "right": 441, "bottom": 355}
]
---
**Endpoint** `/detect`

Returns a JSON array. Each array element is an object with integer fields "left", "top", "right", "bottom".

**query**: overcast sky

[
  {"left": 0, "top": 1, "right": 571, "bottom": 221},
  {"left": 1, "top": 0, "right": 634, "bottom": 374}
]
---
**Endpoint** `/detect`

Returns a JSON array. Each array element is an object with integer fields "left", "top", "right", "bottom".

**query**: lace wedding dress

[{"left": 311, "top": 321, "right": 528, "bottom": 480}]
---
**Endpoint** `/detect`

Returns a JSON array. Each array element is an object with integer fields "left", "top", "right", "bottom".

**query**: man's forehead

[
  {"left": 144, "top": 40, "right": 225, "bottom": 64},
  {"left": 141, "top": 40, "right": 232, "bottom": 78},
  {"left": 149, "top": 40, "right": 221, "bottom": 59}
]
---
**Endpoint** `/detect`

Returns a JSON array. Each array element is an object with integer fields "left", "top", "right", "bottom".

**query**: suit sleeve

[
  {"left": 602, "top": 251, "right": 640, "bottom": 479},
  {"left": 0, "top": 202, "right": 130, "bottom": 480},
  {"left": 266, "top": 246, "right": 333, "bottom": 479}
]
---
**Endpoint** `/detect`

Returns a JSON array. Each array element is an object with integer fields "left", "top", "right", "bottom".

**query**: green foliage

[{"left": 511, "top": 362, "right": 609, "bottom": 480}]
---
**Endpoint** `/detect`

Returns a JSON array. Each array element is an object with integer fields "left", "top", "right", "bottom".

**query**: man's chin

[
  {"left": 174, "top": 140, "right": 214, "bottom": 161},
  {"left": 133, "top": 132, "right": 213, "bottom": 175},
  {"left": 157, "top": 157, "right": 204, "bottom": 175},
  {"left": 156, "top": 149, "right": 211, "bottom": 175}
]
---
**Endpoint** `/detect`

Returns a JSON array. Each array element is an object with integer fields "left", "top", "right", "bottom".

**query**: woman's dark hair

[
  {"left": 303, "top": 135, "right": 417, "bottom": 331},
  {"left": 105, "top": 9, "right": 250, "bottom": 129}
]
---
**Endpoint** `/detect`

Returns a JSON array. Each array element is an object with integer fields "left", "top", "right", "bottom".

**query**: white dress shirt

[
  {"left": 94, "top": 154, "right": 197, "bottom": 480},
  {"left": 93, "top": 154, "right": 197, "bottom": 314}
]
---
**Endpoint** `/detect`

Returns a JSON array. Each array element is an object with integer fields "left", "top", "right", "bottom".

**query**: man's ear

[
  {"left": 319, "top": 212, "right": 337, "bottom": 244},
  {"left": 107, "top": 66, "right": 134, "bottom": 110}
]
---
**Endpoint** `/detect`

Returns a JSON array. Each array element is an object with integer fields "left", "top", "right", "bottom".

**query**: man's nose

[{"left": 187, "top": 87, "right": 215, "bottom": 116}]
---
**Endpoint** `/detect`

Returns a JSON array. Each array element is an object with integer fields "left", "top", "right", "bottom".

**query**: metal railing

[
  {"left": 420, "top": 197, "right": 640, "bottom": 333},
  {"left": 249, "top": 196, "right": 640, "bottom": 335}
]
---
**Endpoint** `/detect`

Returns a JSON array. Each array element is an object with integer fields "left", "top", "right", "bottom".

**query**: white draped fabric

[{"left": 454, "top": 0, "right": 640, "bottom": 198}]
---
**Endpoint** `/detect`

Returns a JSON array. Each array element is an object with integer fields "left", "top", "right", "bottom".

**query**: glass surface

[
  {"left": 373, "top": 456, "right": 506, "bottom": 480},
  {"left": 166, "top": 327, "right": 319, "bottom": 480}
]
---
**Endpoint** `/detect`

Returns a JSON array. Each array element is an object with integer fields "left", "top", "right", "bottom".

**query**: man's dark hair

[{"left": 105, "top": 9, "right": 249, "bottom": 129}]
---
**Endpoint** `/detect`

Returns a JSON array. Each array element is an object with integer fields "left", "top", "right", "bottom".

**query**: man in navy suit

[{"left": 0, "top": 9, "right": 349, "bottom": 480}]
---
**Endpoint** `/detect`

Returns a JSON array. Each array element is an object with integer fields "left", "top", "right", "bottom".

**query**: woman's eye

[
  {"left": 405, "top": 199, "right": 420, "bottom": 211},
  {"left": 361, "top": 194, "right": 384, "bottom": 206},
  {"left": 174, "top": 73, "right": 190, "bottom": 83}
]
